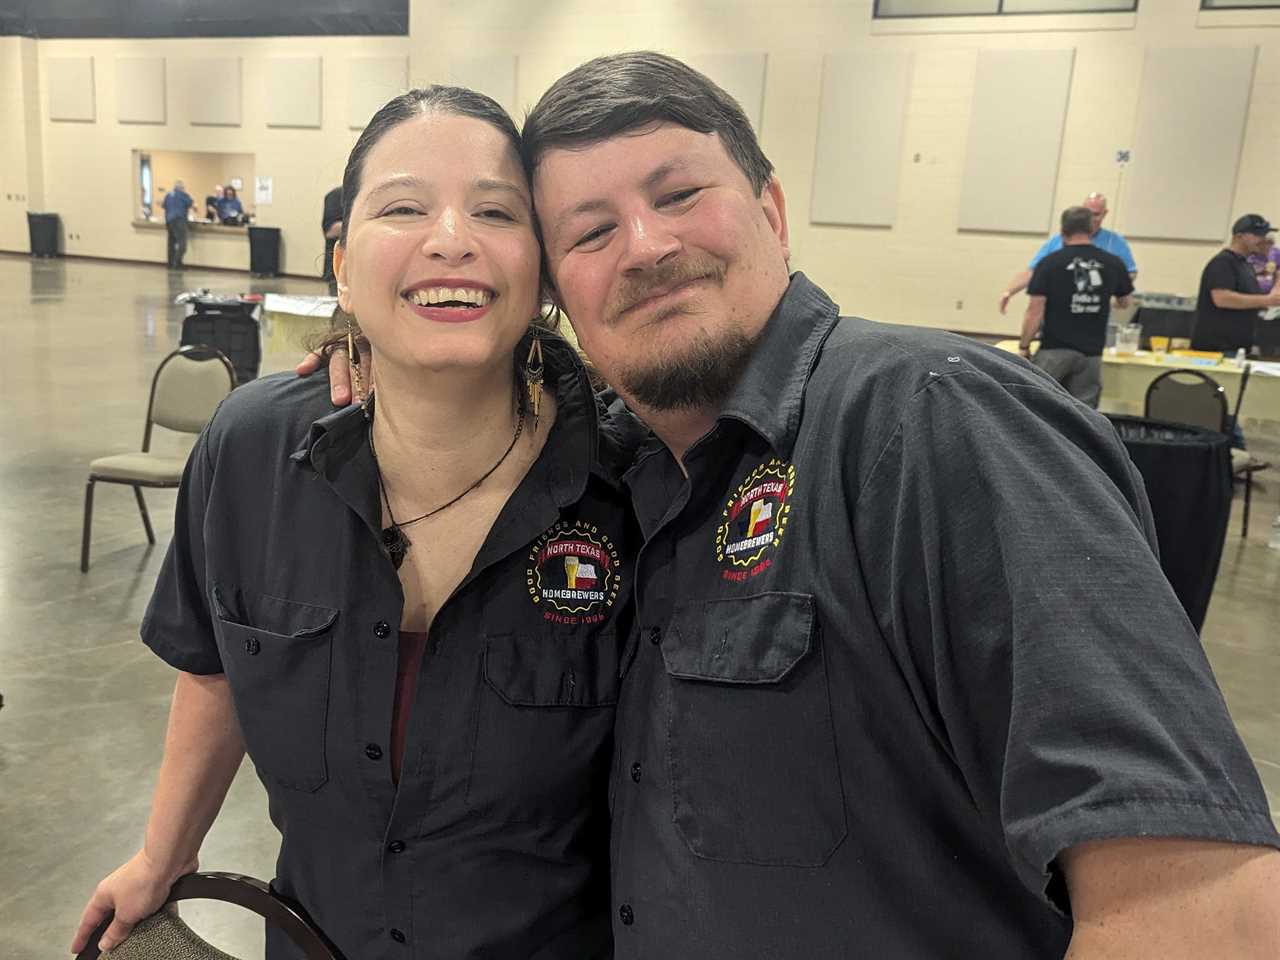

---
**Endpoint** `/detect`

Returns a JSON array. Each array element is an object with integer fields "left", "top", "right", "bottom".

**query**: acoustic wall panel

[
  {"left": 116, "top": 57, "right": 165, "bottom": 124},
  {"left": 266, "top": 56, "right": 322, "bottom": 128},
  {"left": 810, "top": 51, "right": 913, "bottom": 228},
  {"left": 1121, "top": 47, "right": 1256, "bottom": 242},
  {"left": 958, "top": 48, "right": 1074, "bottom": 234},
  {"left": 349, "top": 56, "right": 408, "bottom": 129},
  {"left": 47, "top": 57, "right": 96, "bottom": 122},
  {"left": 180, "top": 58, "right": 242, "bottom": 126},
  {"left": 447, "top": 55, "right": 517, "bottom": 118},
  {"left": 686, "top": 54, "right": 768, "bottom": 134}
]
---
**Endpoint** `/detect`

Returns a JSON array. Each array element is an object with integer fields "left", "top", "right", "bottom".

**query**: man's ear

[
  {"left": 761, "top": 176, "right": 790, "bottom": 263},
  {"left": 333, "top": 241, "right": 351, "bottom": 312}
]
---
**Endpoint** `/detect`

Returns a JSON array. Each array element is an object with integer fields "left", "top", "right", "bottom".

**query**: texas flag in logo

[
  {"left": 748, "top": 499, "right": 773, "bottom": 538},
  {"left": 565, "top": 556, "right": 598, "bottom": 590}
]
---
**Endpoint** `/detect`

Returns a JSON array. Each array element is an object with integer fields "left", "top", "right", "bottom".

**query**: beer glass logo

[
  {"left": 716, "top": 458, "right": 795, "bottom": 570},
  {"left": 527, "top": 522, "right": 621, "bottom": 615}
]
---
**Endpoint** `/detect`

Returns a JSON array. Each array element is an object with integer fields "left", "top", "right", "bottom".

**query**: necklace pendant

[{"left": 382, "top": 526, "right": 410, "bottom": 570}]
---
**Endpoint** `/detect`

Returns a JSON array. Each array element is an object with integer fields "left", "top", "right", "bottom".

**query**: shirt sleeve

[
  {"left": 1028, "top": 236, "right": 1059, "bottom": 270},
  {"left": 853, "top": 368, "right": 1280, "bottom": 910},
  {"left": 140, "top": 426, "right": 225, "bottom": 675},
  {"left": 1026, "top": 259, "right": 1051, "bottom": 297},
  {"left": 1115, "top": 258, "right": 1134, "bottom": 297},
  {"left": 1203, "top": 255, "right": 1238, "bottom": 292},
  {"left": 1113, "top": 234, "right": 1137, "bottom": 273}
]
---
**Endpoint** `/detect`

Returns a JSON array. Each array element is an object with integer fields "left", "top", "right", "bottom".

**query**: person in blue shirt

[
  {"left": 161, "top": 180, "right": 193, "bottom": 269},
  {"left": 1000, "top": 192, "right": 1137, "bottom": 314},
  {"left": 215, "top": 186, "right": 245, "bottom": 224}
]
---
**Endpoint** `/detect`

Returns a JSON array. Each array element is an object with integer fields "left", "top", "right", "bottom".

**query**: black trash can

[
  {"left": 1107, "top": 415, "right": 1232, "bottom": 632},
  {"left": 27, "top": 212, "right": 60, "bottom": 257},
  {"left": 181, "top": 297, "right": 262, "bottom": 385},
  {"left": 248, "top": 226, "right": 282, "bottom": 277}
]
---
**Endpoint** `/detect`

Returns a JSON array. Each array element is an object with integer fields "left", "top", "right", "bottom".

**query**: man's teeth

[{"left": 406, "top": 287, "right": 492, "bottom": 307}]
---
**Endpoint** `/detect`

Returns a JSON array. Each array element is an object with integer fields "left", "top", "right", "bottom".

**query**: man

[
  {"left": 1019, "top": 205, "right": 1134, "bottom": 407},
  {"left": 315, "top": 53, "right": 1280, "bottom": 957},
  {"left": 1001, "top": 192, "right": 1136, "bottom": 314},
  {"left": 321, "top": 185, "right": 342, "bottom": 296},
  {"left": 1193, "top": 213, "right": 1280, "bottom": 353},
  {"left": 204, "top": 184, "right": 222, "bottom": 222},
  {"left": 161, "top": 180, "right": 192, "bottom": 269}
]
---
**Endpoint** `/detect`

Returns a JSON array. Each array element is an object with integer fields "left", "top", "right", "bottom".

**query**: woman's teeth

[{"left": 406, "top": 287, "right": 492, "bottom": 307}]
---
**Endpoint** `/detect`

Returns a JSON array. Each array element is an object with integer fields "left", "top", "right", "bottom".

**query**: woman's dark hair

[
  {"left": 521, "top": 51, "right": 773, "bottom": 197},
  {"left": 337, "top": 85, "right": 522, "bottom": 245}
]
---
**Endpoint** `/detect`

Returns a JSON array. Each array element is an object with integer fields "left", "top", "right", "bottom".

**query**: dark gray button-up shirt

[
  {"left": 610, "top": 273, "right": 1280, "bottom": 958},
  {"left": 143, "top": 336, "right": 638, "bottom": 959}
]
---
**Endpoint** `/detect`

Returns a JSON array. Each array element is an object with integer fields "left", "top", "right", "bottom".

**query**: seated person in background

[
  {"left": 1247, "top": 233, "right": 1280, "bottom": 294},
  {"left": 215, "top": 186, "right": 244, "bottom": 224},
  {"left": 204, "top": 184, "right": 222, "bottom": 221},
  {"left": 1020, "top": 205, "right": 1133, "bottom": 408},
  {"left": 321, "top": 185, "right": 342, "bottom": 296},
  {"left": 1192, "top": 213, "right": 1280, "bottom": 354}
]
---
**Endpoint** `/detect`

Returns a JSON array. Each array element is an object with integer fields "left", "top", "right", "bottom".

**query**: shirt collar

[{"left": 715, "top": 272, "right": 840, "bottom": 460}]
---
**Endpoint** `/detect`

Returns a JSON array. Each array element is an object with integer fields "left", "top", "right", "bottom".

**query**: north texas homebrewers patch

[
  {"left": 715, "top": 458, "right": 794, "bottom": 582},
  {"left": 527, "top": 521, "right": 621, "bottom": 624}
]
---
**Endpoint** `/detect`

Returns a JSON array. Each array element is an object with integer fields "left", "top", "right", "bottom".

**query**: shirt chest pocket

[
  {"left": 212, "top": 586, "right": 338, "bottom": 793},
  {"left": 467, "top": 631, "right": 621, "bottom": 825},
  {"left": 662, "top": 592, "right": 847, "bottom": 866}
]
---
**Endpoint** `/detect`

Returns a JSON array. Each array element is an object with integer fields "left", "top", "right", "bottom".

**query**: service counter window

[{"left": 133, "top": 149, "right": 256, "bottom": 228}]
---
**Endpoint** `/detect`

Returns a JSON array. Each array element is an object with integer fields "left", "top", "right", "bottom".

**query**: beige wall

[{"left": 3, "top": 4, "right": 1280, "bottom": 331}]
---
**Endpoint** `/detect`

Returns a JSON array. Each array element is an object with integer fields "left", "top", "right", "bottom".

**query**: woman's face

[{"left": 335, "top": 110, "right": 540, "bottom": 378}]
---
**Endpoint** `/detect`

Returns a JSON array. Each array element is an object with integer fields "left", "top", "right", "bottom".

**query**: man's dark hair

[
  {"left": 521, "top": 51, "right": 774, "bottom": 196},
  {"left": 339, "top": 85, "right": 521, "bottom": 243},
  {"left": 1061, "top": 206, "right": 1094, "bottom": 237}
]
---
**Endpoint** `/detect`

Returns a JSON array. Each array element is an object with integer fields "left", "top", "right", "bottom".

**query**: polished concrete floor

[{"left": 1, "top": 254, "right": 1277, "bottom": 959}]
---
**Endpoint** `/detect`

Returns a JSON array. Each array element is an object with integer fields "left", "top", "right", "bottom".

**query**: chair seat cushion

[
  {"left": 89, "top": 452, "right": 187, "bottom": 484},
  {"left": 104, "top": 908, "right": 238, "bottom": 959},
  {"left": 1230, "top": 448, "right": 1270, "bottom": 475}
]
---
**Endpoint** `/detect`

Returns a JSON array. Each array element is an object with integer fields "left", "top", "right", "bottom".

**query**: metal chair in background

[
  {"left": 76, "top": 872, "right": 344, "bottom": 959},
  {"left": 80, "top": 345, "right": 235, "bottom": 572},
  {"left": 1144, "top": 367, "right": 1272, "bottom": 537}
]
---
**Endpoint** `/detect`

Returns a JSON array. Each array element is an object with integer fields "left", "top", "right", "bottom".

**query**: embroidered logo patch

[
  {"left": 527, "top": 521, "right": 621, "bottom": 623},
  {"left": 715, "top": 458, "right": 794, "bottom": 581}
]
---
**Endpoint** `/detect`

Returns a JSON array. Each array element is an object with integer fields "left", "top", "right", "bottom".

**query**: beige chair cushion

[
  {"left": 88, "top": 452, "right": 188, "bottom": 484},
  {"left": 152, "top": 354, "right": 235, "bottom": 434},
  {"left": 1230, "top": 448, "right": 1269, "bottom": 474},
  {"left": 104, "top": 910, "right": 239, "bottom": 959}
]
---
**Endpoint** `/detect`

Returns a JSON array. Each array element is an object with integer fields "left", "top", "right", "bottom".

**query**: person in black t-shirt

[
  {"left": 1021, "top": 205, "right": 1133, "bottom": 408},
  {"left": 1193, "top": 213, "right": 1280, "bottom": 353},
  {"left": 321, "top": 186, "right": 342, "bottom": 295}
]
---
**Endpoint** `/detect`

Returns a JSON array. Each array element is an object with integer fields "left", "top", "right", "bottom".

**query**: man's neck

[
  {"left": 631, "top": 404, "right": 719, "bottom": 470},
  {"left": 1064, "top": 234, "right": 1092, "bottom": 246}
]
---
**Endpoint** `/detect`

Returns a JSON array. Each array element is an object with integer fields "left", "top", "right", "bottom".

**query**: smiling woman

[{"left": 72, "top": 85, "right": 638, "bottom": 960}]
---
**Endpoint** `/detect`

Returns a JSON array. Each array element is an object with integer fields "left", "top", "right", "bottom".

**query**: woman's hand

[{"left": 70, "top": 849, "right": 196, "bottom": 954}]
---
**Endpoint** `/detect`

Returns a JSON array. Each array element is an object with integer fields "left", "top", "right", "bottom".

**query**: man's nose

[{"left": 618, "top": 211, "right": 681, "bottom": 274}]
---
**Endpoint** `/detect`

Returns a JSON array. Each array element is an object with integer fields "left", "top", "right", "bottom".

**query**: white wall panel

[
  {"left": 958, "top": 48, "right": 1074, "bottom": 234},
  {"left": 447, "top": 55, "right": 518, "bottom": 118},
  {"left": 1121, "top": 47, "right": 1256, "bottom": 242},
  {"left": 116, "top": 57, "right": 165, "bottom": 124},
  {"left": 47, "top": 57, "right": 95, "bottom": 122},
  {"left": 266, "top": 56, "right": 322, "bottom": 128},
  {"left": 348, "top": 56, "right": 408, "bottom": 129},
  {"left": 686, "top": 53, "right": 768, "bottom": 134},
  {"left": 810, "top": 51, "right": 913, "bottom": 227},
  {"left": 179, "top": 58, "right": 242, "bottom": 126}
]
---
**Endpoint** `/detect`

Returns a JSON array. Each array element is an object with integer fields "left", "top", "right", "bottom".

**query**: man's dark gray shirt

[
  {"left": 610, "top": 273, "right": 1280, "bottom": 958},
  {"left": 142, "top": 336, "right": 637, "bottom": 960}
]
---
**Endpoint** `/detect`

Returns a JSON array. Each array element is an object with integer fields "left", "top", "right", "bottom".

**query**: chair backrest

[
  {"left": 77, "top": 872, "right": 345, "bottom": 960},
  {"left": 144, "top": 345, "right": 236, "bottom": 446},
  {"left": 1144, "top": 369, "right": 1228, "bottom": 433},
  {"left": 1227, "top": 362, "right": 1251, "bottom": 437}
]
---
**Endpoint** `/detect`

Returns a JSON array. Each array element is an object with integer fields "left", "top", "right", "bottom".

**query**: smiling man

[{"left": 519, "top": 52, "right": 1280, "bottom": 959}]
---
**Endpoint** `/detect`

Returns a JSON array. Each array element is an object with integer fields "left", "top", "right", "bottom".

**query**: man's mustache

[{"left": 607, "top": 258, "right": 727, "bottom": 324}]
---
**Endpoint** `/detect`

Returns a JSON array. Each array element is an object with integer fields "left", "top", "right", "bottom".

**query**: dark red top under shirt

[{"left": 390, "top": 630, "right": 430, "bottom": 785}]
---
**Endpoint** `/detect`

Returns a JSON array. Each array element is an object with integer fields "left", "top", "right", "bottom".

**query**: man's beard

[{"left": 617, "top": 323, "right": 758, "bottom": 412}]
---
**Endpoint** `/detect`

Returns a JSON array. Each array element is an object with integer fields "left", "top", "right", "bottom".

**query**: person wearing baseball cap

[{"left": 1193, "top": 213, "right": 1280, "bottom": 353}]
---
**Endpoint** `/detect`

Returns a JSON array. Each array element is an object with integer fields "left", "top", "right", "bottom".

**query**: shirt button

[
  {"left": 619, "top": 903, "right": 635, "bottom": 926},
  {"left": 630, "top": 762, "right": 642, "bottom": 783},
  {"left": 244, "top": 636, "right": 260, "bottom": 655},
  {"left": 374, "top": 620, "right": 391, "bottom": 639},
  {"left": 365, "top": 743, "right": 383, "bottom": 761},
  {"left": 387, "top": 840, "right": 406, "bottom": 853},
  {"left": 389, "top": 928, "right": 406, "bottom": 943},
  {"left": 648, "top": 627, "right": 662, "bottom": 645}
]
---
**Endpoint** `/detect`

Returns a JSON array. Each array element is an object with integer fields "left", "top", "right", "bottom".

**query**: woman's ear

[{"left": 333, "top": 242, "right": 351, "bottom": 312}]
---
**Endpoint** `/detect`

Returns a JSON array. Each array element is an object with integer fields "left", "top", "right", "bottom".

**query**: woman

[
  {"left": 72, "top": 87, "right": 636, "bottom": 959},
  {"left": 216, "top": 185, "right": 244, "bottom": 223}
]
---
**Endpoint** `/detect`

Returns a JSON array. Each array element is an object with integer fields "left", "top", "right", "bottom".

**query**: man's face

[
  {"left": 533, "top": 124, "right": 792, "bottom": 412},
  {"left": 1084, "top": 197, "right": 1107, "bottom": 233},
  {"left": 1247, "top": 232, "right": 1272, "bottom": 256}
]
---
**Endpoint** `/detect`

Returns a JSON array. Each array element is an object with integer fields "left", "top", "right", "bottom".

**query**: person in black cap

[
  {"left": 321, "top": 185, "right": 342, "bottom": 296},
  {"left": 1192, "top": 213, "right": 1280, "bottom": 353}
]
